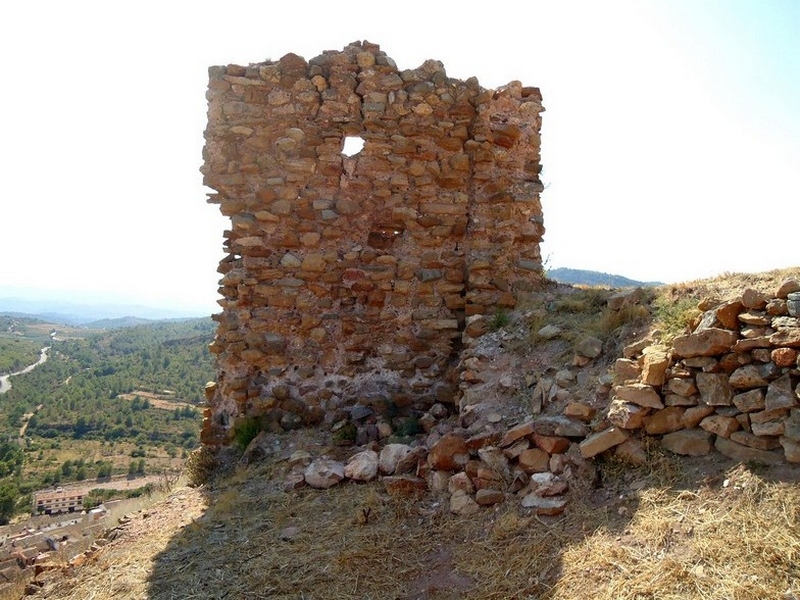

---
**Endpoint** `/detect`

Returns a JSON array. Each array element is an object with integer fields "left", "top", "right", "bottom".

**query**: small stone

[
  {"left": 696, "top": 372, "right": 734, "bottom": 406},
  {"left": 450, "top": 490, "right": 480, "bottom": 515},
  {"left": 304, "top": 459, "right": 345, "bottom": 489},
  {"left": 499, "top": 420, "right": 536, "bottom": 447},
  {"left": 579, "top": 427, "right": 629, "bottom": 458},
  {"left": 475, "top": 488, "right": 505, "bottom": 506},
  {"left": 383, "top": 475, "right": 427, "bottom": 497},
  {"left": 344, "top": 450, "right": 379, "bottom": 481},
  {"left": 520, "top": 494, "right": 567, "bottom": 516},
  {"left": 448, "top": 471, "right": 475, "bottom": 495},
  {"left": 613, "top": 383, "right": 664, "bottom": 409},
  {"left": 645, "top": 407, "right": 686, "bottom": 435},
  {"left": 699, "top": 415, "right": 740, "bottom": 438},
  {"left": 576, "top": 336, "right": 603, "bottom": 359},
  {"left": 772, "top": 347, "right": 798, "bottom": 367},
  {"left": 730, "top": 431, "right": 781, "bottom": 450},
  {"left": 379, "top": 443, "right": 412, "bottom": 475},
  {"left": 428, "top": 435, "right": 469, "bottom": 471},
  {"left": 662, "top": 429, "right": 713, "bottom": 456},
  {"left": 715, "top": 436, "right": 783, "bottom": 465},
  {"left": 564, "top": 402, "right": 596, "bottom": 422},
  {"left": 518, "top": 448, "right": 550, "bottom": 473},
  {"left": 641, "top": 345, "right": 671, "bottom": 386},
  {"left": 673, "top": 328, "right": 738, "bottom": 358}
]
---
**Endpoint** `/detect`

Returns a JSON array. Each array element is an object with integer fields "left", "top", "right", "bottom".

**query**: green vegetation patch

[
  {"left": 0, "top": 336, "right": 42, "bottom": 375},
  {"left": 0, "top": 317, "right": 216, "bottom": 521}
]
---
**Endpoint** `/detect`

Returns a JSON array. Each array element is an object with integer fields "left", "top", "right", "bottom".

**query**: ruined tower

[{"left": 201, "top": 41, "right": 545, "bottom": 446}]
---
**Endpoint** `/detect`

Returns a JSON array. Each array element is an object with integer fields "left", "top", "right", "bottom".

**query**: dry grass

[
  {"left": 657, "top": 266, "right": 800, "bottom": 309},
  {"left": 551, "top": 464, "right": 800, "bottom": 600},
  {"left": 29, "top": 445, "right": 800, "bottom": 600}
]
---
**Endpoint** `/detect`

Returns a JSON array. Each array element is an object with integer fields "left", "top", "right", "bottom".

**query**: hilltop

[
  {"left": 546, "top": 267, "right": 662, "bottom": 288},
  {"left": 8, "top": 267, "right": 800, "bottom": 600}
]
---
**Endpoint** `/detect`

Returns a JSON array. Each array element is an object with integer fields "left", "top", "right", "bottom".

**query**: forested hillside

[{"left": 0, "top": 317, "right": 216, "bottom": 520}]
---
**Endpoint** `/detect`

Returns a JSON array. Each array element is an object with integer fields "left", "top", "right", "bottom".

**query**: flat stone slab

[
  {"left": 714, "top": 436, "right": 783, "bottom": 465},
  {"left": 579, "top": 427, "right": 629, "bottom": 458},
  {"left": 662, "top": 429, "right": 713, "bottom": 456}
]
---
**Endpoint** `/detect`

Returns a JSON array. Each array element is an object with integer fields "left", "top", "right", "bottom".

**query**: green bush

[
  {"left": 490, "top": 309, "right": 511, "bottom": 331},
  {"left": 233, "top": 418, "right": 262, "bottom": 452},
  {"left": 332, "top": 421, "right": 357, "bottom": 445},
  {"left": 653, "top": 296, "right": 700, "bottom": 340}
]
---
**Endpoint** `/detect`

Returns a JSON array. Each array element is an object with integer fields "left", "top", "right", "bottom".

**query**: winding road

[{"left": 0, "top": 346, "right": 50, "bottom": 395}]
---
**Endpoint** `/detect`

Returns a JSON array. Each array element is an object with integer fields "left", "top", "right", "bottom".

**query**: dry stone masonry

[
  {"left": 201, "top": 41, "right": 546, "bottom": 446},
  {"left": 606, "top": 282, "right": 800, "bottom": 465}
]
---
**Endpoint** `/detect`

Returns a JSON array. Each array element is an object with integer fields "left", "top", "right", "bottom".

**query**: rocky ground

[{"left": 9, "top": 268, "right": 800, "bottom": 600}]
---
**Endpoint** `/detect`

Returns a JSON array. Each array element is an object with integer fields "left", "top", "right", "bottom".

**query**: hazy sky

[{"left": 1, "top": 0, "right": 798, "bottom": 314}]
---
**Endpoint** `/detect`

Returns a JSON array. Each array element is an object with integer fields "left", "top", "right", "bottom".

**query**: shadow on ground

[{"left": 145, "top": 439, "right": 800, "bottom": 600}]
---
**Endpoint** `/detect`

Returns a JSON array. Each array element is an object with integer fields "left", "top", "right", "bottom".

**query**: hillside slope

[{"left": 15, "top": 267, "right": 800, "bottom": 600}]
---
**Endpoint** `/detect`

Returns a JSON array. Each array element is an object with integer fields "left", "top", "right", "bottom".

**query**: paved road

[{"left": 0, "top": 346, "right": 50, "bottom": 394}]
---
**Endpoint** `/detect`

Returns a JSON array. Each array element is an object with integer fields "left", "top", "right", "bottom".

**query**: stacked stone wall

[
  {"left": 201, "top": 42, "right": 545, "bottom": 446},
  {"left": 603, "top": 284, "right": 800, "bottom": 464}
]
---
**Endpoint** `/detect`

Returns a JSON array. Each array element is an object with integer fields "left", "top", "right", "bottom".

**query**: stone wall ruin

[{"left": 200, "top": 41, "right": 546, "bottom": 446}]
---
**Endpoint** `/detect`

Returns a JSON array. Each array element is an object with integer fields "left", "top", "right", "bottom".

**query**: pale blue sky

[{"left": 1, "top": 1, "right": 797, "bottom": 314}]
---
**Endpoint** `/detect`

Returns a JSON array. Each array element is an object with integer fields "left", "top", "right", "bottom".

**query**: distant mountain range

[
  {"left": 547, "top": 268, "right": 662, "bottom": 288},
  {"left": 0, "top": 293, "right": 211, "bottom": 326}
]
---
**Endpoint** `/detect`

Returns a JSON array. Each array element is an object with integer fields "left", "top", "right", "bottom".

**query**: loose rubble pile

[{"left": 255, "top": 280, "right": 799, "bottom": 518}]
